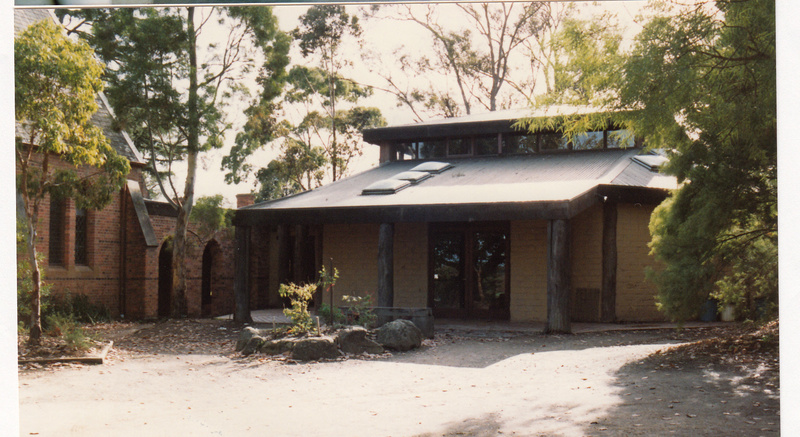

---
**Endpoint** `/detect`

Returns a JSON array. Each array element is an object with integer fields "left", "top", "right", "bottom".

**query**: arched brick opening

[
  {"left": 201, "top": 239, "right": 225, "bottom": 317},
  {"left": 157, "top": 237, "right": 173, "bottom": 318}
]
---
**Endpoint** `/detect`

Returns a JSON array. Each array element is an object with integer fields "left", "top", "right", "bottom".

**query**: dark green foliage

[
  {"left": 190, "top": 194, "right": 233, "bottom": 236},
  {"left": 530, "top": 0, "right": 776, "bottom": 322}
]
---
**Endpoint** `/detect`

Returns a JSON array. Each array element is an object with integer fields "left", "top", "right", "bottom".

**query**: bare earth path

[{"left": 18, "top": 321, "right": 779, "bottom": 436}]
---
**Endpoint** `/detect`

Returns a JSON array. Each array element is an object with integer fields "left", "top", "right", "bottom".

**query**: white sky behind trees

[{"left": 168, "top": 1, "right": 651, "bottom": 207}]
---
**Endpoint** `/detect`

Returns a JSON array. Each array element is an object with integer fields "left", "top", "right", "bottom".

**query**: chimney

[{"left": 236, "top": 193, "right": 255, "bottom": 209}]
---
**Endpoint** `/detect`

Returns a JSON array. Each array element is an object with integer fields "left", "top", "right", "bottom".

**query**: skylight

[
  {"left": 632, "top": 154, "right": 668, "bottom": 172},
  {"left": 362, "top": 179, "right": 411, "bottom": 195},
  {"left": 410, "top": 161, "right": 452, "bottom": 174},
  {"left": 392, "top": 171, "right": 432, "bottom": 184}
]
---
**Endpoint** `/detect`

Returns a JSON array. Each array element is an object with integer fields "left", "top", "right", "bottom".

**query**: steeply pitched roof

[
  {"left": 235, "top": 148, "right": 678, "bottom": 226},
  {"left": 14, "top": 8, "right": 145, "bottom": 165}
]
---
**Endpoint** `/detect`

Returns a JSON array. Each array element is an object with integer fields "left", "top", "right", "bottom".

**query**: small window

[
  {"left": 48, "top": 196, "right": 66, "bottom": 266},
  {"left": 474, "top": 136, "right": 498, "bottom": 155},
  {"left": 419, "top": 140, "right": 447, "bottom": 159},
  {"left": 540, "top": 133, "right": 568, "bottom": 151},
  {"left": 607, "top": 129, "right": 635, "bottom": 149},
  {"left": 572, "top": 131, "right": 605, "bottom": 150},
  {"left": 503, "top": 133, "right": 537, "bottom": 154},
  {"left": 75, "top": 207, "right": 88, "bottom": 266},
  {"left": 448, "top": 138, "right": 471, "bottom": 156},
  {"left": 396, "top": 142, "right": 416, "bottom": 160}
]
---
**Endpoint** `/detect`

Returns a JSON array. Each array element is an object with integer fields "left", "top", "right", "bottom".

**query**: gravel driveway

[{"left": 18, "top": 321, "right": 779, "bottom": 436}]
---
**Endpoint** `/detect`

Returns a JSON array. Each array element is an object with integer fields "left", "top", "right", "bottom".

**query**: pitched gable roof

[{"left": 14, "top": 8, "right": 144, "bottom": 165}]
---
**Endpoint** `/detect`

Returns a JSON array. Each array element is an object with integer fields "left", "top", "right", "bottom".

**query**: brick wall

[
  {"left": 21, "top": 151, "right": 237, "bottom": 320},
  {"left": 615, "top": 203, "right": 663, "bottom": 321},
  {"left": 322, "top": 223, "right": 379, "bottom": 304},
  {"left": 509, "top": 220, "right": 548, "bottom": 322},
  {"left": 393, "top": 222, "right": 428, "bottom": 308}
]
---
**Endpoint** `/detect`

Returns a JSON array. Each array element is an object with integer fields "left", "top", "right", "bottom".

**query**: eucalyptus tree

[
  {"left": 61, "top": 6, "right": 289, "bottom": 318},
  {"left": 522, "top": 0, "right": 777, "bottom": 322},
  {"left": 364, "top": 2, "right": 571, "bottom": 120},
  {"left": 15, "top": 20, "right": 130, "bottom": 344}
]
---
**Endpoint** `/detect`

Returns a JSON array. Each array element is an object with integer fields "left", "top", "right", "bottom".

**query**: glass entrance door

[{"left": 430, "top": 224, "right": 509, "bottom": 319}]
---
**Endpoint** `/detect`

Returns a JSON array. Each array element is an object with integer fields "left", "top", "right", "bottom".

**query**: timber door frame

[{"left": 427, "top": 222, "right": 511, "bottom": 320}]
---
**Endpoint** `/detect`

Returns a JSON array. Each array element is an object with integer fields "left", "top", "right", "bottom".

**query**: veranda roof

[{"left": 234, "top": 148, "right": 677, "bottom": 226}]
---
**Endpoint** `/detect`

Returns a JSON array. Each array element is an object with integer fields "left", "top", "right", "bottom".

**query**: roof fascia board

[
  {"left": 234, "top": 200, "right": 576, "bottom": 227},
  {"left": 127, "top": 180, "right": 159, "bottom": 247}
]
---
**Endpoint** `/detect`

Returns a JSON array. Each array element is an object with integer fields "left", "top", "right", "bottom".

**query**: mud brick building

[
  {"left": 15, "top": 8, "right": 236, "bottom": 319},
  {"left": 232, "top": 108, "right": 678, "bottom": 329}
]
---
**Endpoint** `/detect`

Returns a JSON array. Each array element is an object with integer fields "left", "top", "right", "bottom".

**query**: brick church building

[{"left": 15, "top": 8, "right": 237, "bottom": 320}]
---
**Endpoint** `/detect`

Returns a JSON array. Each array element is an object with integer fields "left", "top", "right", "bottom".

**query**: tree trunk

[
  {"left": 25, "top": 215, "right": 43, "bottom": 345},
  {"left": 601, "top": 201, "right": 618, "bottom": 323},
  {"left": 171, "top": 7, "right": 199, "bottom": 318},
  {"left": 546, "top": 219, "right": 571, "bottom": 334},
  {"left": 377, "top": 223, "right": 394, "bottom": 308}
]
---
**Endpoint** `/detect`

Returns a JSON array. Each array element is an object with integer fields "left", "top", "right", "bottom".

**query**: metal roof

[
  {"left": 14, "top": 9, "right": 145, "bottom": 165},
  {"left": 235, "top": 148, "right": 677, "bottom": 226}
]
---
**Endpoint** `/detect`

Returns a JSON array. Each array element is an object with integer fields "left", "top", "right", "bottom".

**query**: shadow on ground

[{"left": 583, "top": 342, "right": 779, "bottom": 436}]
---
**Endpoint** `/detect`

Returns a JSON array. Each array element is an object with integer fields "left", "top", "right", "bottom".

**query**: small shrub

[
  {"left": 279, "top": 282, "right": 317, "bottom": 334},
  {"left": 342, "top": 294, "right": 376, "bottom": 328},
  {"left": 51, "top": 293, "right": 110, "bottom": 325},
  {"left": 318, "top": 303, "right": 345, "bottom": 326}
]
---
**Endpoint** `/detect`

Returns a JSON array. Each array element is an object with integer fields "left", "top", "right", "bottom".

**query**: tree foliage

[
  {"left": 241, "top": 5, "right": 385, "bottom": 201},
  {"left": 62, "top": 6, "right": 288, "bottom": 318},
  {"left": 527, "top": 0, "right": 777, "bottom": 321},
  {"left": 365, "top": 2, "right": 572, "bottom": 120},
  {"left": 15, "top": 19, "right": 130, "bottom": 344}
]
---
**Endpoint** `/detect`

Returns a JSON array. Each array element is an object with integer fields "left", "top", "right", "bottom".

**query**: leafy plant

[
  {"left": 317, "top": 303, "right": 345, "bottom": 326},
  {"left": 44, "top": 313, "right": 93, "bottom": 352},
  {"left": 342, "top": 294, "right": 376, "bottom": 328},
  {"left": 279, "top": 282, "right": 318, "bottom": 334}
]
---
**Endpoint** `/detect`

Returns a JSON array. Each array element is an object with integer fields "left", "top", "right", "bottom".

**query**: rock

[
  {"left": 241, "top": 336, "right": 265, "bottom": 356},
  {"left": 259, "top": 338, "right": 296, "bottom": 355},
  {"left": 336, "top": 326, "right": 384, "bottom": 355},
  {"left": 236, "top": 326, "right": 265, "bottom": 352},
  {"left": 291, "top": 336, "right": 342, "bottom": 361},
  {"left": 376, "top": 319, "right": 422, "bottom": 351}
]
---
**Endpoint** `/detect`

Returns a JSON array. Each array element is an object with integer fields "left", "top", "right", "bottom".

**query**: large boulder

[
  {"left": 236, "top": 326, "right": 266, "bottom": 353},
  {"left": 291, "top": 336, "right": 342, "bottom": 361},
  {"left": 376, "top": 319, "right": 423, "bottom": 351},
  {"left": 336, "top": 326, "right": 384, "bottom": 355},
  {"left": 259, "top": 338, "right": 296, "bottom": 355},
  {"left": 241, "top": 336, "right": 265, "bottom": 356}
]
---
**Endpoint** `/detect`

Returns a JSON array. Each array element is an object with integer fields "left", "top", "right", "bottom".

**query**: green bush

[
  {"left": 318, "top": 303, "right": 345, "bottom": 326},
  {"left": 342, "top": 295, "right": 376, "bottom": 328},
  {"left": 279, "top": 282, "right": 318, "bottom": 334},
  {"left": 50, "top": 293, "right": 110, "bottom": 325}
]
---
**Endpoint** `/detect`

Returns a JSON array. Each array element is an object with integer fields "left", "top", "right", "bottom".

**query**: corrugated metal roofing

[
  {"left": 244, "top": 148, "right": 663, "bottom": 212},
  {"left": 14, "top": 9, "right": 144, "bottom": 165}
]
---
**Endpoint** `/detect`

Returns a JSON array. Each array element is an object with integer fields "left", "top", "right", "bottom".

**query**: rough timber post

[
  {"left": 276, "top": 224, "right": 291, "bottom": 287},
  {"left": 293, "top": 224, "right": 308, "bottom": 284},
  {"left": 601, "top": 201, "right": 618, "bottom": 323},
  {"left": 546, "top": 219, "right": 571, "bottom": 333},
  {"left": 377, "top": 223, "right": 394, "bottom": 307},
  {"left": 233, "top": 225, "right": 252, "bottom": 322}
]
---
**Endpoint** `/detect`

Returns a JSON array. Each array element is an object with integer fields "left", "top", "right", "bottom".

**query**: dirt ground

[{"left": 18, "top": 320, "right": 779, "bottom": 436}]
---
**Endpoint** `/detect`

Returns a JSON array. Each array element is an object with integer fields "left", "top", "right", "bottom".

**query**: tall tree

[
  {"left": 364, "top": 2, "right": 571, "bottom": 120},
  {"left": 231, "top": 5, "right": 385, "bottom": 200},
  {"left": 62, "top": 7, "right": 289, "bottom": 317},
  {"left": 523, "top": 0, "right": 777, "bottom": 321},
  {"left": 15, "top": 20, "right": 130, "bottom": 344},
  {"left": 291, "top": 4, "right": 384, "bottom": 182}
]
